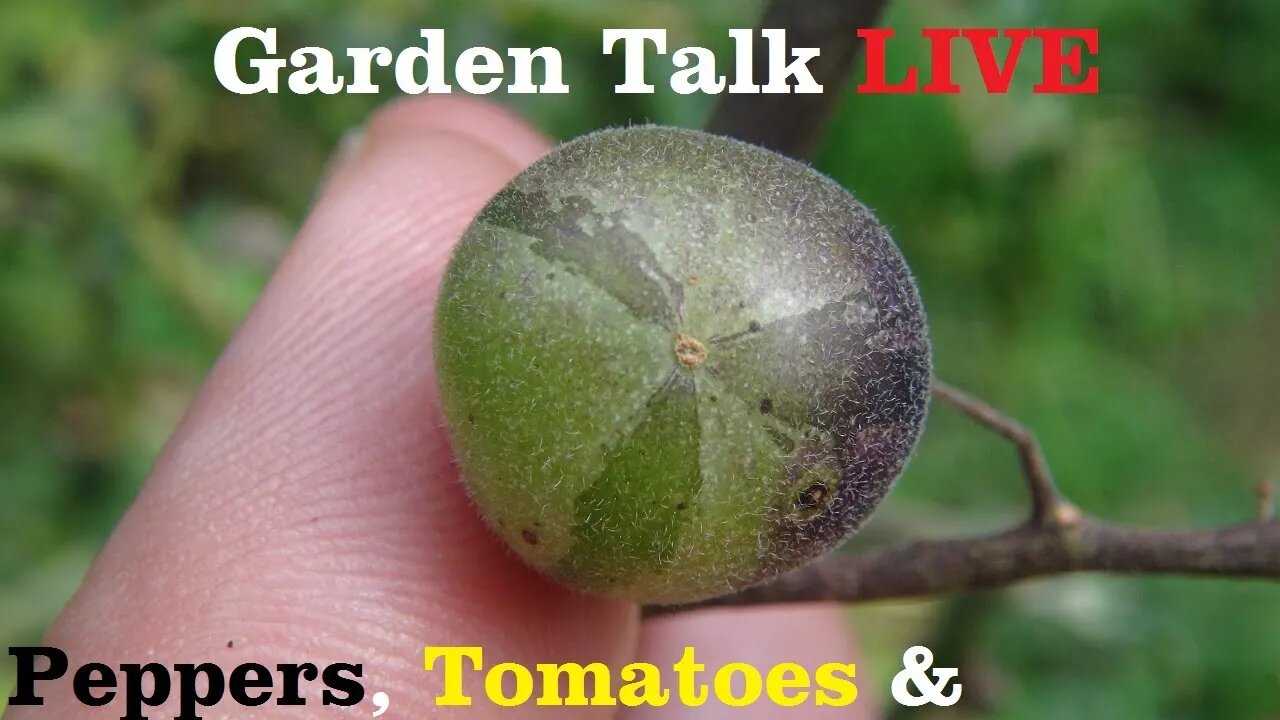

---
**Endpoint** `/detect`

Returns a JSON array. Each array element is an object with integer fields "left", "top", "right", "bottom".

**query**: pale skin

[{"left": 11, "top": 97, "right": 876, "bottom": 719}]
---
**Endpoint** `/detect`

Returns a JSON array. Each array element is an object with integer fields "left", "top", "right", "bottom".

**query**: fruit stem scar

[{"left": 674, "top": 332, "right": 708, "bottom": 370}]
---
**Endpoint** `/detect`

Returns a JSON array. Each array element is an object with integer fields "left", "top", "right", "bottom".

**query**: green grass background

[{"left": 2, "top": 0, "right": 1278, "bottom": 717}]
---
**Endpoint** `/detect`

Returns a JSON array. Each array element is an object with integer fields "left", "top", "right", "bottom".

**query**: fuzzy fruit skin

[{"left": 434, "top": 127, "right": 930, "bottom": 604}]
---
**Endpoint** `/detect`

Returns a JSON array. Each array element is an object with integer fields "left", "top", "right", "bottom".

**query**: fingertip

[{"left": 365, "top": 95, "right": 553, "bottom": 167}]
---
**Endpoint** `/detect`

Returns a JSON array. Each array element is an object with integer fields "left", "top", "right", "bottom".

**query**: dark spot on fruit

[
  {"left": 748, "top": 320, "right": 761, "bottom": 332},
  {"left": 738, "top": 301, "right": 747, "bottom": 309},
  {"left": 467, "top": 414, "right": 477, "bottom": 425},
  {"left": 677, "top": 502, "right": 688, "bottom": 511},
  {"left": 796, "top": 482, "right": 828, "bottom": 510},
  {"left": 759, "top": 397, "right": 774, "bottom": 414},
  {"left": 710, "top": 395, "right": 718, "bottom": 402},
  {"left": 546, "top": 272, "right": 556, "bottom": 280},
  {"left": 522, "top": 529, "right": 539, "bottom": 545},
  {"left": 226, "top": 640, "right": 235, "bottom": 649}
]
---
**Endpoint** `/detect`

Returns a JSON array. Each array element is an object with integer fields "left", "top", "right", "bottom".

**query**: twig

[
  {"left": 705, "top": 0, "right": 891, "bottom": 158},
  {"left": 931, "top": 379, "right": 1080, "bottom": 527}
]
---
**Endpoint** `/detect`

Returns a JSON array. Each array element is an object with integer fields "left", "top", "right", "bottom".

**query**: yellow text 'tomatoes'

[{"left": 422, "top": 646, "right": 858, "bottom": 708}]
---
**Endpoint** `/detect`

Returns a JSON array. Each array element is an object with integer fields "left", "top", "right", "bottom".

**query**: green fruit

[{"left": 434, "top": 126, "right": 930, "bottom": 604}]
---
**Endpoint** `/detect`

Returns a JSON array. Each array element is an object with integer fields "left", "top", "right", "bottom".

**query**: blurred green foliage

[{"left": 1, "top": 0, "right": 1278, "bottom": 717}]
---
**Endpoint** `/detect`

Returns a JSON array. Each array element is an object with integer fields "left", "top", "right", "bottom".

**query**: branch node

[
  {"left": 1259, "top": 481, "right": 1275, "bottom": 523},
  {"left": 1050, "top": 501, "right": 1085, "bottom": 529}
]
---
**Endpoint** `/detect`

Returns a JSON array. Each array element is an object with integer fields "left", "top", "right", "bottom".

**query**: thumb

[{"left": 21, "top": 97, "right": 637, "bottom": 719}]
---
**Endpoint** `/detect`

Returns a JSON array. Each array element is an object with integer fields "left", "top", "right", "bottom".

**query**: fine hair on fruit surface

[{"left": 434, "top": 126, "right": 931, "bottom": 604}]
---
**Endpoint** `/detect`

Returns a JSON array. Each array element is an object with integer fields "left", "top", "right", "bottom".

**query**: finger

[
  {"left": 364, "top": 95, "right": 550, "bottom": 167},
  {"left": 21, "top": 97, "right": 636, "bottom": 719},
  {"left": 620, "top": 605, "right": 878, "bottom": 719}
]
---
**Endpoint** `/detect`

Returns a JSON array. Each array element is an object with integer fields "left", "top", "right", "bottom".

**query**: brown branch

[
  {"left": 705, "top": 0, "right": 891, "bottom": 158},
  {"left": 652, "top": 520, "right": 1280, "bottom": 613},
  {"left": 646, "top": 379, "right": 1280, "bottom": 616}
]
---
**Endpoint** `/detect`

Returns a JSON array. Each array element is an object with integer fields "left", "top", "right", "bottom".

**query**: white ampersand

[{"left": 890, "top": 645, "right": 963, "bottom": 707}]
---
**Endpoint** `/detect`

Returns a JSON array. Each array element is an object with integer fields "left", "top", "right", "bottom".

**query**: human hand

[{"left": 10, "top": 97, "right": 874, "bottom": 719}]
